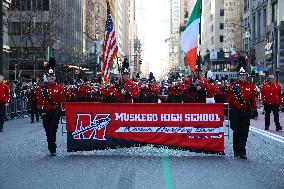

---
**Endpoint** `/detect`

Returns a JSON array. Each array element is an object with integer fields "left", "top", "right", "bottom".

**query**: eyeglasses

[{"left": 267, "top": 78, "right": 273, "bottom": 80}]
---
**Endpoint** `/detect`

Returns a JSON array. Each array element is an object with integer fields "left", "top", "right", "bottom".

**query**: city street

[{"left": 0, "top": 111, "right": 283, "bottom": 189}]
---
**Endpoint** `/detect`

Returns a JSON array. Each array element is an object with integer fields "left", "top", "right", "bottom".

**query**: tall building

[
  {"left": 2, "top": 0, "right": 12, "bottom": 77},
  {"left": 201, "top": 0, "right": 224, "bottom": 57},
  {"left": 224, "top": 0, "right": 243, "bottom": 52},
  {"left": 108, "top": 0, "right": 131, "bottom": 75},
  {"left": 241, "top": 0, "right": 284, "bottom": 83},
  {"left": 168, "top": 0, "right": 180, "bottom": 69},
  {"left": 8, "top": 0, "right": 84, "bottom": 80},
  {"left": 243, "top": 0, "right": 267, "bottom": 72},
  {"left": 83, "top": 0, "right": 107, "bottom": 77},
  {"left": 128, "top": 0, "right": 141, "bottom": 76}
]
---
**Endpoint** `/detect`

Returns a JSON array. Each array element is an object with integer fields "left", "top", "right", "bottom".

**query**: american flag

[{"left": 101, "top": 3, "right": 118, "bottom": 86}]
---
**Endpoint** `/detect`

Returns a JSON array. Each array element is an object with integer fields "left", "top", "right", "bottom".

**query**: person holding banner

[
  {"left": 183, "top": 65, "right": 207, "bottom": 103},
  {"left": 117, "top": 68, "right": 140, "bottom": 103},
  {"left": 227, "top": 67, "right": 258, "bottom": 159},
  {"left": 0, "top": 75, "right": 10, "bottom": 132},
  {"left": 36, "top": 69, "right": 66, "bottom": 156}
]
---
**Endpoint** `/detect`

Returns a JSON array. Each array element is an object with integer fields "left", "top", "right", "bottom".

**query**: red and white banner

[{"left": 64, "top": 103, "right": 225, "bottom": 153}]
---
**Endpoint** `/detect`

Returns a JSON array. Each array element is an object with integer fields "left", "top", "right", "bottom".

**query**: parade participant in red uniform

[
  {"left": 183, "top": 65, "right": 207, "bottom": 103},
  {"left": 25, "top": 84, "right": 39, "bottom": 123},
  {"left": 65, "top": 82, "right": 78, "bottom": 102},
  {"left": 0, "top": 75, "right": 10, "bottom": 132},
  {"left": 36, "top": 69, "right": 66, "bottom": 156},
  {"left": 148, "top": 81, "right": 160, "bottom": 103},
  {"left": 204, "top": 79, "right": 215, "bottom": 103},
  {"left": 214, "top": 81, "right": 227, "bottom": 103},
  {"left": 118, "top": 68, "right": 140, "bottom": 103},
  {"left": 77, "top": 80, "right": 88, "bottom": 101},
  {"left": 167, "top": 79, "right": 183, "bottom": 103},
  {"left": 227, "top": 67, "right": 258, "bottom": 159},
  {"left": 260, "top": 75, "right": 282, "bottom": 131}
]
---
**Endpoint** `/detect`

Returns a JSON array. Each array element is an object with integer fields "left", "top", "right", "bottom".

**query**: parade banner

[{"left": 64, "top": 103, "right": 225, "bottom": 153}]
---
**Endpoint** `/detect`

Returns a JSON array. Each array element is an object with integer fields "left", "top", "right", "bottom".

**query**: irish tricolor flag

[{"left": 180, "top": 0, "right": 201, "bottom": 71}]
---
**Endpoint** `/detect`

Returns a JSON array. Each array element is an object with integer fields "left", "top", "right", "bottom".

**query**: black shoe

[
  {"left": 0, "top": 129, "right": 3, "bottom": 132},
  {"left": 36, "top": 119, "right": 39, "bottom": 122},
  {"left": 31, "top": 121, "right": 34, "bottom": 123},
  {"left": 234, "top": 152, "right": 239, "bottom": 157},
  {"left": 276, "top": 126, "right": 282, "bottom": 131},
  {"left": 239, "top": 154, "right": 247, "bottom": 159},
  {"left": 265, "top": 127, "right": 269, "bottom": 130},
  {"left": 50, "top": 152, "right": 56, "bottom": 156}
]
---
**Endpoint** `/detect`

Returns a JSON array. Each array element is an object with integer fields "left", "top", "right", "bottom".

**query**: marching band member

[
  {"left": 0, "top": 75, "right": 10, "bottom": 132},
  {"left": 227, "top": 67, "right": 258, "bottom": 159},
  {"left": 260, "top": 75, "right": 282, "bottom": 131},
  {"left": 36, "top": 69, "right": 66, "bottom": 156}
]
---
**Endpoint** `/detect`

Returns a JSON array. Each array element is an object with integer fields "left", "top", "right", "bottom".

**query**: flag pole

[{"left": 198, "top": 0, "right": 202, "bottom": 67}]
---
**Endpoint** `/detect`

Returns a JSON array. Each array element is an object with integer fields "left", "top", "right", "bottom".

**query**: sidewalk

[{"left": 251, "top": 110, "right": 284, "bottom": 137}]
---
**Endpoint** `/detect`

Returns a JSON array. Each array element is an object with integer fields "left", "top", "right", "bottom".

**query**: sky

[{"left": 136, "top": 0, "right": 171, "bottom": 79}]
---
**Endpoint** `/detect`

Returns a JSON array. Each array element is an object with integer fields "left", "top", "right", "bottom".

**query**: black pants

[
  {"left": 264, "top": 104, "right": 280, "bottom": 129},
  {"left": 0, "top": 103, "right": 5, "bottom": 130},
  {"left": 30, "top": 102, "right": 39, "bottom": 122},
  {"left": 230, "top": 106, "right": 251, "bottom": 155},
  {"left": 42, "top": 108, "right": 62, "bottom": 153}
]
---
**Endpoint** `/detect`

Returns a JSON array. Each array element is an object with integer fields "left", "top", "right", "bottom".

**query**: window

[
  {"left": 211, "top": 25, "right": 214, "bottom": 33},
  {"left": 252, "top": 14, "right": 256, "bottom": 42},
  {"left": 220, "top": 22, "right": 224, "bottom": 29},
  {"left": 220, "top": 9, "right": 224, "bottom": 17},
  {"left": 272, "top": 3, "right": 278, "bottom": 23},
  {"left": 96, "top": 6, "right": 100, "bottom": 14},
  {"left": 42, "top": 0, "right": 49, "bottom": 11},
  {"left": 211, "top": 37, "right": 214, "bottom": 45},
  {"left": 257, "top": 12, "right": 261, "bottom": 40},
  {"left": 8, "top": 22, "right": 20, "bottom": 35},
  {"left": 220, "top": 35, "right": 224, "bottom": 42}
]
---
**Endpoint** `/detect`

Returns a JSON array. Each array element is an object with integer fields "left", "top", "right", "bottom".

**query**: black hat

[
  {"left": 47, "top": 68, "right": 55, "bottom": 76},
  {"left": 237, "top": 67, "right": 248, "bottom": 76}
]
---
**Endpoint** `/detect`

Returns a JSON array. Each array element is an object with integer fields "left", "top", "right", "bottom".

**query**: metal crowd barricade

[
  {"left": 61, "top": 103, "right": 67, "bottom": 135},
  {"left": 5, "top": 97, "right": 30, "bottom": 120},
  {"left": 224, "top": 103, "right": 230, "bottom": 139},
  {"left": 61, "top": 116, "right": 67, "bottom": 136}
]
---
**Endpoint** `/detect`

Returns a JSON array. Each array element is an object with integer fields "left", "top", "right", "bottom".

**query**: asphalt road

[{"left": 0, "top": 116, "right": 283, "bottom": 189}]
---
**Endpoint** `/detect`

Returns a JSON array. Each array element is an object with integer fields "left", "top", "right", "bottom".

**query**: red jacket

[
  {"left": 36, "top": 83, "right": 66, "bottom": 111},
  {"left": 260, "top": 82, "right": 282, "bottom": 105},
  {"left": 0, "top": 82, "right": 10, "bottom": 104},
  {"left": 227, "top": 81, "right": 257, "bottom": 111},
  {"left": 122, "top": 79, "right": 140, "bottom": 103}
]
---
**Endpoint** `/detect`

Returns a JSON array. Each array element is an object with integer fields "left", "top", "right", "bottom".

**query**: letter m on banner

[{"left": 72, "top": 114, "right": 111, "bottom": 140}]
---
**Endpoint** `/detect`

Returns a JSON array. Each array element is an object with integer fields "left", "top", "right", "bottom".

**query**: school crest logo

[{"left": 72, "top": 113, "right": 111, "bottom": 140}]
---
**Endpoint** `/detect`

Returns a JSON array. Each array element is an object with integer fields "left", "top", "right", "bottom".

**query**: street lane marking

[
  {"left": 162, "top": 149, "right": 173, "bottom": 189},
  {"left": 251, "top": 127, "right": 284, "bottom": 140},
  {"left": 250, "top": 127, "right": 284, "bottom": 144}
]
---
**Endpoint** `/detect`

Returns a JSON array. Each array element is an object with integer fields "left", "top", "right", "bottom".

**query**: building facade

[
  {"left": 168, "top": 0, "right": 180, "bottom": 70},
  {"left": 224, "top": 0, "right": 243, "bottom": 52},
  {"left": 2, "top": 0, "right": 12, "bottom": 78},
  {"left": 8, "top": 0, "right": 84, "bottom": 81},
  {"left": 201, "top": 0, "right": 224, "bottom": 58}
]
